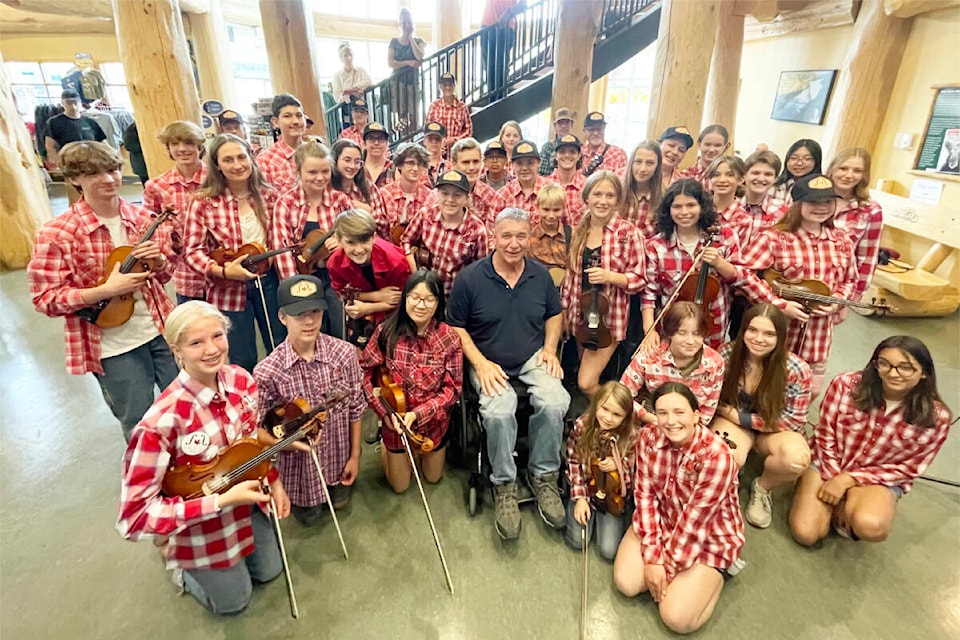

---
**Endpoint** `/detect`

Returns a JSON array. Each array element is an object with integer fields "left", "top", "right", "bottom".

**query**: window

[
  {"left": 5, "top": 59, "right": 134, "bottom": 121},
  {"left": 601, "top": 43, "right": 657, "bottom": 148}
]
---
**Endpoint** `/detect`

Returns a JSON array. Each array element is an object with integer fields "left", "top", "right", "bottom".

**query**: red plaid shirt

[
  {"left": 737, "top": 226, "right": 858, "bottom": 364},
  {"left": 379, "top": 180, "right": 433, "bottom": 242},
  {"left": 182, "top": 188, "right": 278, "bottom": 312},
  {"left": 338, "top": 125, "right": 363, "bottom": 146},
  {"left": 678, "top": 161, "right": 711, "bottom": 191},
  {"left": 739, "top": 193, "right": 786, "bottom": 245},
  {"left": 28, "top": 199, "right": 175, "bottom": 375},
  {"left": 254, "top": 335, "right": 366, "bottom": 506},
  {"left": 566, "top": 416, "right": 638, "bottom": 502},
  {"left": 359, "top": 321, "right": 463, "bottom": 452},
  {"left": 401, "top": 203, "right": 489, "bottom": 295},
  {"left": 327, "top": 238, "right": 412, "bottom": 323},
  {"left": 560, "top": 215, "right": 645, "bottom": 341},
  {"left": 366, "top": 159, "right": 395, "bottom": 189},
  {"left": 833, "top": 197, "right": 883, "bottom": 300},
  {"left": 718, "top": 342, "right": 811, "bottom": 433},
  {"left": 550, "top": 170, "right": 586, "bottom": 226},
  {"left": 498, "top": 176, "right": 556, "bottom": 224},
  {"left": 716, "top": 200, "right": 753, "bottom": 249},
  {"left": 581, "top": 143, "right": 628, "bottom": 177},
  {"left": 335, "top": 181, "right": 388, "bottom": 225},
  {"left": 620, "top": 342, "right": 725, "bottom": 426},
  {"left": 814, "top": 372, "right": 952, "bottom": 493},
  {"left": 255, "top": 139, "right": 298, "bottom": 192},
  {"left": 117, "top": 366, "right": 277, "bottom": 570},
  {"left": 426, "top": 98, "right": 473, "bottom": 141},
  {"left": 642, "top": 227, "right": 744, "bottom": 349},
  {"left": 624, "top": 191, "right": 657, "bottom": 239},
  {"left": 633, "top": 424, "right": 744, "bottom": 580},
  {"left": 270, "top": 185, "right": 353, "bottom": 280}
]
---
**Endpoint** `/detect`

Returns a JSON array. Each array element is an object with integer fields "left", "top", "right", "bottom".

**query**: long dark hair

[
  {"left": 854, "top": 336, "right": 946, "bottom": 427},
  {"left": 656, "top": 178, "right": 716, "bottom": 240},
  {"left": 719, "top": 303, "right": 789, "bottom": 429},
  {"left": 774, "top": 138, "right": 823, "bottom": 187},
  {"left": 330, "top": 138, "right": 374, "bottom": 204},
  {"left": 377, "top": 269, "right": 446, "bottom": 358},
  {"left": 574, "top": 381, "right": 636, "bottom": 465}
]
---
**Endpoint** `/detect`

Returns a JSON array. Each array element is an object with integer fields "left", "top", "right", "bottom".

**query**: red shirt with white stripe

[
  {"left": 623, "top": 191, "right": 657, "bottom": 240},
  {"left": 739, "top": 193, "right": 786, "bottom": 245},
  {"left": 498, "top": 176, "right": 556, "bottom": 224},
  {"left": 425, "top": 98, "right": 473, "bottom": 141}
]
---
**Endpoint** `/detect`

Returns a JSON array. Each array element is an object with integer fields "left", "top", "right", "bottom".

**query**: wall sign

[{"left": 914, "top": 85, "right": 960, "bottom": 176}]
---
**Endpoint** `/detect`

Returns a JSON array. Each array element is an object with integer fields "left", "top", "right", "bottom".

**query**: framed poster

[
  {"left": 914, "top": 85, "right": 960, "bottom": 176},
  {"left": 770, "top": 70, "right": 838, "bottom": 125}
]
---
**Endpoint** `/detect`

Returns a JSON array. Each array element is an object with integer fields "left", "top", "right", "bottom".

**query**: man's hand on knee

[{"left": 475, "top": 358, "right": 509, "bottom": 396}]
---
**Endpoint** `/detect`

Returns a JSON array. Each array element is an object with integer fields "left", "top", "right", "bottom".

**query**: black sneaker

[
  {"left": 493, "top": 482, "right": 521, "bottom": 540},
  {"left": 362, "top": 408, "right": 382, "bottom": 445}
]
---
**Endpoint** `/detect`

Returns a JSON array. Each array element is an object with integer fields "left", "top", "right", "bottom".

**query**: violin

[
  {"left": 76, "top": 207, "right": 175, "bottom": 328},
  {"left": 210, "top": 242, "right": 301, "bottom": 277},
  {"left": 263, "top": 393, "right": 346, "bottom": 439},
  {"left": 762, "top": 270, "right": 893, "bottom": 315},
  {"left": 374, "top": 365, "right": 435, "bottom": 453},
  {"left": 676, "top": 225, "right": 722, "bottom": 336},
  {"left": 297, "top": 228, "right": 337, "bottom": 274},
  {"left": 340, "top": 285, "right": 376, "bottom": 348},
  {"left": 586, "top": 431, "right": 625, "bottom": 516},
  {"left": 394, "top": 224, "right": 432, "bottom": 270},
  {"left": 575, "top": 252, "right": 612, "bottom": 350}
]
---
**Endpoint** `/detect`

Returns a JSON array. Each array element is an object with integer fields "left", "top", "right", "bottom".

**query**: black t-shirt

[
  {"left": 46, "top": 113, "right": 106, "bottom": 147},
  {"left": 447, "top": 255, "right": 562, "bottom": 377},
  {"left": 389, "top": 36, "right": 426, "bottom": 73}
]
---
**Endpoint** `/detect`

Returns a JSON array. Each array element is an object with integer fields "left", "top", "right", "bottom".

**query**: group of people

[{"left": 26, "top": 87, "right": 953, "bottom": 633}]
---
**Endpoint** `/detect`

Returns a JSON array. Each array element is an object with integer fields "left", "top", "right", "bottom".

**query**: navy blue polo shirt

[{"left": 447, "top": 255, "right": 561, "bottom": 377}]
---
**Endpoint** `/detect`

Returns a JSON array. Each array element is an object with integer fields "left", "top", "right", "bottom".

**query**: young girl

[
  {"left": 560, "top": 170, "right": 645, "bottom": 397},
  {"left": 707, "top": 155, "right": 752, "bottom": 248},
  {"left": 738, "top": 174, "right": 858, "bottom": 396},
  {"left": 331, "top": 139, "right": 387, "bottom": 223},
  {"left": 621, "top": 141, "right": 664, "bottom": 240},
  {"left": 565, "top": 381, "right": 638, "bottom": 561},
  {"left": 790, "top": 336, "right": 951, "bottom": 545},
  {"left": 620, "top": 302, "right": 724, "bottom": 427},
  {"left": 183, "top": 134, "right": 286, "bottom": 372},
  {"left": 359, "top": 270, "right": 463, "bottom": 493},
  {"left": 613, "top": 382, "right": 744, "bottom": 635},
  {"left": 679, "top": 124, "right": 729, "bottom": 190},
  {"left": 117, "top": 301, "right": 290, "bottom": 615},
  {"left": 772, "top": 139, "right": 822, "bottom": 203},
  {"left": 498, "top": 119, "right": 523, "bottom": 173},
  {"left": 739, "top": 149, "right": 786, "bottom": 245},
  {"left": 641, "top": 179, "right": 744, "bottom": 352},
  {"left": 826, "top": 147, "right": 883, "bottom": 303},
  {"left": 711, "top": 303, "right": 812, "bottom": 529}
]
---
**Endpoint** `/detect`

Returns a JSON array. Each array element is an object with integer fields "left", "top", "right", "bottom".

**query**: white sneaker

[
  {"left": 171, "top": 568, "right": 184, "bottom": 595},
  {"left": 745, "top": 478, "right": 773, "bottom": 528}
]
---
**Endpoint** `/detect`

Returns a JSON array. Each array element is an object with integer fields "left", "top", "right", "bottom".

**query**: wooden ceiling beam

[
  {"left": 0, "top": 3, "right": 114, "bottom": 33},
  {"left": 884, "top": 0, "right": 960, "bottom": 18},
  {"left": 744, "top": 0, "right": 861, "bottom": 40},
  {"left": 1, "top": 0, "right": 207, "bottom": 17}
]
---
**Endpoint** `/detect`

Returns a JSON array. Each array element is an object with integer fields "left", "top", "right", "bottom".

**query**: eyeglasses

[
  {"left": 875, "top": 358, "right": 918, "bottom": 376},
  {"left": 408, "top": 294, "right": 438, "bottom": 307},
  {"left": 341, "top": 158, "right": 364, "bottom": 168},
  {"left": 788, "top": 155, "right": 814, "bottom": 164}
]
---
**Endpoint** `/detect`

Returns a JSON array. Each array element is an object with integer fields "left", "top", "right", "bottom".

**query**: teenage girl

[
  {"left": 621, "top": 141, "right": 664, "bottom": 240},
  {"left": 772, "top": 138, "right": 822, "bottom": 203},
  {"left": 679, "top": 124, "right": 729, "bottom": 190},
  {"left": 707, "top": 155, "right": 752, "bottom": 248}
]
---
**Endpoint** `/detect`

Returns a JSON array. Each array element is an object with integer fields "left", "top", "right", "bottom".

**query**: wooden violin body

[
  {"left": 375, "top": 366, "right": 434, "bottom": 452},
  {"left": 575, "top": 254, "right": 612, "bottom": 350},
  {"left": 211, "top": 242, "right": 301, "bottom": 277},
  {"left": 763, "top": 270, "right": 893, "bottom": 314},
  {"left": 675, "top": 227, "right": 722, "bottom": 337},
  {"left": 297, "top": 228, "right": 336, "bottom": 274},
  {"left": 340, "top": 285, "right": 376, "bottom": 348},
  {"left": 162, "top": 438, "right": 270, "bottom": 500},
  {"left": 586, "top": 433, "right": 624, "bottom": 516}
]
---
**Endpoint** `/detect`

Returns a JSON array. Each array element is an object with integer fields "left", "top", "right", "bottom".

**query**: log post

[
  {"left": 703, "top": 0, "right": 744, "bottom": 142},
  {"left": 435, "top": 0, "right": 464, "bottom": 47},
  {"left": 187, "top": 0, "right": 237, "bottom": 107},
  {"left": 0, "top": 54, "right": 52, "bottom": 270},
  {"left": 111, "top": 0, "right": 202, "bottom": 177},
  {"left": 551, "top": 0, "right": 602, "bottom": 140},
  {"left": 259, "top": 0, "right": 327, "bottom": 141}
]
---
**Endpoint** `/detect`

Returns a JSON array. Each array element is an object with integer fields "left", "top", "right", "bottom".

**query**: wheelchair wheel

[{"left": 468, "top": 486, "right": 478, "bottom": 516}]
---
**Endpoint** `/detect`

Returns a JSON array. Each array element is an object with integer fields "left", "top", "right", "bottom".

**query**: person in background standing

[
  {"left": 256, "top": 93, "right": 306, "bottom": 193},
  {"left": 387, "top": 8, "right": 426, "bottom": 136},
  {"left": 658, "top": 126, "right": 693, "bottom": 190},
  {"left": 481, "top": 0, "right": 523, "bottom": 101},
  {"left": 581, "top": 112, "right": 627, "bottom": 178},
  {"left": 45, "top": 89, "right": 106, "bottom": 204},
  {"left": 338, "top": 98, "right": 370, "bottom": 146},
  {"left": 122, "top": 122, "right": 149, "bottom": 186},
  {"left": 539, "top": 107, "right": 574, "bottom": 176},
  {"left": 480, "top": 140, "right": 512, "bottom": 191},
  {"left": 772, "top": 139, "right": 822, "bottom": 204},
  {"left": 332, "top": 42, "right": 372, "bottom": 105},
  {"left": 426, "top": 72, "right": 473, "bottom": 153},
  {"left": 678, "top": 125, "right": 730, "bottom": 191}
]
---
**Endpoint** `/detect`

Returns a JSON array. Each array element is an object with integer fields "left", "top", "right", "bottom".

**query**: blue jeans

[
  {"left": 95, "top": 335, "right": 178, "bottom": 442},
  {"left": 564, "top": 499, "right": 631, "bottom": 561},
  {"left": 182, "top": 508, "right": 283, "bottom": 615},
  {"left": 469, "top": 349, "right": 570, "bottom": 485},
  {"left": 316, "top": 268, "right": 344, "bottom": 340},
  {"left": 223, "top": 269, "right": 286, "bottom": 372}
]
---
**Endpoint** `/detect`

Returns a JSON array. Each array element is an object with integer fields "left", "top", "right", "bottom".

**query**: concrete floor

[{"left": 1, "top": 187, "right": 958, "bottom": 639}]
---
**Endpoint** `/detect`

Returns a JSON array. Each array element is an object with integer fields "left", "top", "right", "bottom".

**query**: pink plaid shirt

[
  {"left": 378, "top": 180, "right": 433, "bottom": 242},
  {"left": 678, "top": 161, "right": 711, "bottom": 191},
  {"left": 117, "top": 366, "right": 277, "bottom": 570},
  {"left": 581, "top": 143, "right": 628, "bottom": 177},
  {"left": 559, "top": 215, "right": 645, "bottom": 341},
  {"left": 737, "top": 225, "right": 858, "bottom": 365},
  {"left": 623, "top": 191, "right": 657, "bottom": 240},
  {"left": 566, "top": 416, "right": 638, "bottom": 502},
  {"left": 255, "top": 139, "right": 298, "bottom": 192},
  {"left": 270, "top": 184, "right": 353, "bottom": 280},
  {"left": 254, "top": 335, "right": 366, "bottom": 506},
  {"left": 550, "top": 170, "right": 586, "bottom": 226},
  {"left": 426, "top": 98, "right": 473, "bottom": 141},
  {"left": 338, "top": 125, "right": 363, "bottom": 146},
  {"left": 28, "top": 199, "right": 175, "bottom": 375},
  {"left": 814, "top": 371, "right": 952, "bottom": 493},
  {"left": 833, "top": 197, "right": 883, "bottom": 300},
  {"left": 715, "top": 200, "right": 753, "bottom": 249},
  {"left": 498, "top": 176, "right": 556, "bottom": 224},
  {"left": 620, "top": 341, "right": 725, "bottom": 426},
  {"left": 143, "top": 165, "right": 208, "bottom": 297},
  {"left": 633, "top": 424, "right": 744, "bottom": 580},
  {"left": 739, "top": 193, "right": 787, "bottom": 245},
  {"left": 401, "top": 203, "right": 489, "bottom": 295}
]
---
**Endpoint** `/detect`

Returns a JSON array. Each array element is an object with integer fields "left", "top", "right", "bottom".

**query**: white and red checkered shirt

[
  {"left": 813, "top": 371, "right": 952, "bottom": 493},
  {"left": 334, "top": 181, "right": 388, "bottom": 225},
  {"left": 254, "top": 335, "right": 366, "bottom": 506},
  {"left": 143, "top": 164, "right": 209, "bottom": 298},
  {"left": 425, "top": 181, "right": 506, "bottom": 233},
  {"left": 633, "top": 423, "right": 744, "bottom": 580},
  {"left": 550, "top": 170, "right": 586, "bottom": 226},
  {"left": 270, "top": 184, "right": 354, "bottom": 280},
  {"left": 255, "top": 139, "right": 298, "bottom": 192},
  {"left": 642, "top": 226, "right": 745, "bottom": 349},
  {"left": 678, "top": 161, "right": 711, "bottom": 192},
  {"left": 620, "top": 341, "right": 725, "bottom": 426},
  {"left": 560, "top": 215, "right": 645, "bottom": 341},
  {"left": 716, "top": 200, "right": 753, "bottom": 249},
  {"left": 717, "top": 342, "right": 812, "bottom": 433},
  {"left": 737, "top": 225, "right": 858, "bottom": 365},
  {"left": 401, "top": 203, "right": 489, "bottom": 295},
  {"left": 182, "top": 188, "right": 278, "bottom": 312},
  {"left": 833, "top": 197, "right": 882, "bottom": 300},
  {"left": 366, "top": 159, "right": 395, "bottom": 189},
  {"left": 338, "top": 125, "right": 363, "bottom": 146},
  {"left": 739, "top": 193, "right": 787, "bottom": 245},
  {"left": 498, "top": 176, "right": 556, "bottom": 224},
  {"left": 581, "top": 143, "right": 628, "bottom": 177},
  {"left": 378, "top": 180, "right": 433, "bottom": 242},
  {"left": 117, "top": 366, "right": 278, "bottom": 570},
  {"left": 566, "top": 416, "right": 638, "bottom": 502},
  {"left": 623, "top": 191, "right": 657, "bottom": 240},
  {"left": 426, "top": 98, "right": 473, "bottom": 141},
  {"left": 28, "top": 199, "right": 175, "bottom": 375}
]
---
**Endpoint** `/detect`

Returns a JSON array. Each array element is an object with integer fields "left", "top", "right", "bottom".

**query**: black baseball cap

[
  {"left": 484, "top": 140, "right": 508, "bottom": 157},
  {"left": 660, "top": 126, "right": 694, "bottom": 149},
  {"left": 439, "top": 72, "right": 456, "bottom": 85},
  {"left": 583, "top": 111, "right": 607, "bottom": 127},
  {"left": 555, "top": 134, "right": 582, "bottom": 150},
  {"left": 277, "top": 275, "right": 327, "bottom": 315},
  {"left": 61, "top": 90, "right": 80, "bottom": 101},
  {"left": 791, "top": 174, "right": 839, "bottom": 203},
  {"left": 423, "top": 121, "right": 446, "bottom": 139},
  {"left": 363, "top": 122, "right": 388, "bottom": 140},
  {"left": 511, "top": 140, "right": 540, "bottom": 160},
  {"left": 218, "top": 109, "right": 243, "bottom": 125},
  {"left": 351, "top": 97, "right": 368, "bottom": 112},
  {"left": 435, "top": 169, "right": 470, "bottom": 193}
]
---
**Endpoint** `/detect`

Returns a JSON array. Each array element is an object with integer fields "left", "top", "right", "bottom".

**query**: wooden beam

[
  {"left": 744, "top": 0, "right": 860, "bottom": 40},
  {"left": 703, "top": 0, "right": 744, "bottom": 139},
  {"left": 0, "top": 3, "right": 114, "bottom": 33},
  {"left": 187, "top": 0, "right": 237, "bottom": 106},
  {"left": 550, "top": 0, "right": 602, "bottom": 141},
  {"left": 884, "top": 0, "right": 959, "bottom": 17},
  {"left": 3, "top": 0, "right": 208, "bottom": 15}
]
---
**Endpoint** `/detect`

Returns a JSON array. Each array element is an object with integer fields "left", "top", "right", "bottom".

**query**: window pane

[
  {"left": 11, "top": 85, "right": 49, "bottom": 121},
  {"left": 5, "top": 61, "right": 43, "bottom": 84},
  {"left": 100, "top": 62, "right": 126, "bottom": 85},
  {"left": 409, "top": 0, "right": 433, "bottom": 22},
  {"left": 46, "top": 84, "right": 63, "bottom": 100},
  {"left": 106, "top": 85, "right": 131, "bottom": 108},
  {"left": 39, "top": 62, "right": 74, "bottom": 85},
  {"left": 336, "top": 0, "right": 371, "bottom": 19}
]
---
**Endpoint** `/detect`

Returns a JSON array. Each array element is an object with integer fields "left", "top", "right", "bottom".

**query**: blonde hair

[
  {"left": 294, "top": 139, "right": 332, "bottom": 172},
  {"left": 536, "top": 184, "right": 565, "bottom": 211},
  {"left": 58, "top": 141, "right": 122, "bottom": 180},
  {"left": 164, "top": 301, "right": 231, "bottom": 350},
  {"left": 826, "top": 147, "right": 872, "bottom": 204},
  {"left": 157, "top": 120, "right": 206, "bottom": 154},
  {"left": 568, "top": 171, "right": 623, "bottom": 270},
  {"left": 334, "top": 208, "right": 377, "bottom": 240}
]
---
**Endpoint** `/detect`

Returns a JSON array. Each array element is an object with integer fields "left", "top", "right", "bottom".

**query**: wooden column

[
  {"left": 647, "top": 0, "right": 719, "bottom": 166},
  {"left": 822, "top": 0, "right": 911, "bottom": 161},
  {"left": 0, "top": 54, "right": 52, "bottom": 269},
  {"left": 111, "top": 0, "right": 202, "bottom": 177},
  {"left": 187, "top": 0, "right": 237, "bottom": 107},
  {"left": 259, "top": 0, "right": 327, "bottom": 140},
  {"left": 702, "top": 0, "right": 744, "bottom": 142},
  {"left": 550, "top": 0, "right": 602, "bottom": 140},
  {"left": 435, "top": 0, "right": 464, "bottom": 47}
]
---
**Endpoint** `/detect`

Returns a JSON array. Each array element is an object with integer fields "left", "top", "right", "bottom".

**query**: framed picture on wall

[
  {"left": 770, "top": 70, "right": 838, "bottom": 125},
  {"left": 914, "top": 84, "right": 960, "bottom": 177}
]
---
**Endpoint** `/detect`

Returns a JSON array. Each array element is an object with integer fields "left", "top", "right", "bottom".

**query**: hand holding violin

[
  {"left": 781, "top": 300, "right": 810, "bottom": 323},
  {"left": 595, "top": 456, "right": 616, "bottom": 473},
  {"left": 390, "top": 410, "right": 418, "bottom": 435},
  {"left": 811, "top": 302, "right": 838, "bottom": 318},
  {"left": 372, "top": 286, "right": 402, "bottom": 306},
  {"left": 218, "top": 478, "right": 271, "bottom": 509},
  {"left": 222, "top": 254, "right": 258, "bottom": 281},
  {"left": 257, "top": 426, "right": 314, "bottom": 454},
  {"left": 345, "top": 299, "right": 371, "bottom": 319}
]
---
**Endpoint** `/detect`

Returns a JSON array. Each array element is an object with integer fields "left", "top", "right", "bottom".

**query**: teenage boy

[
  {"left": 256, "top": 93, "right": 306, "bottom": 192},
  {"left": 426, "top": 72, "right": 473, "bottom": 152},
  {"left": 480, "top": 140, "right": 512, "bottom": 191},
  {"left": 363, "top": 122, "right": 394, "bottom": 188},
  {"left": 740, "top": 150, "right": 787, "bottom": 244},
  {"left": 527, "top": 184, "right": 570, "bottom": 284},
  {"left": 498, "top": 140, "right": 555, "bottom": 224},
  {"left": 580, "top": 112, "right": 627, "bottom": 177},
  {"left": 422, "top": 121, "right": 447, "bottom": 186},
  {"left": 339, "top": 97, "right": 370, "bottom": 146},
  {"left": 550, "top": 134, "right": 586, "bottom": 226},
  {"left": 378, "top": 143, "right": 433, "bottom": 242},
  {"left": 539, "top": 107, "right": 574, "bottom": 176}
]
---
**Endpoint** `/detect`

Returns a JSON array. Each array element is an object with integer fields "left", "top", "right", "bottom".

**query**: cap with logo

[
  {"left": 511, "top": 140, "right": 540, "bottom": 160},
  {"left": 555, "top": 134, "right": 582, "bottom": 150},
  {"left": 484, "top": 140, "right": 508, "bottom": 157},
  {"left": 351, "top": 97, "right": 369, "bottom": 112},
  {"left": 439, "top": 72, "right": 456, "bottom": 85},
  {"left": 277, "top": 275, "right": 328, "bottom": 315},
  {"left": 790, "top": 174, "right": 839, "bottom": 203},
  {"left": 583, "top": 111, "right": 607, "bottom": 127},
  {"left": 659, "top": 126, "right": 694, "bottom": 149},
  {"left": 553, "top": 107, "right": 574, "bottom": 123},
  {"left": 435, "top": 169, "right": 470, "bottom": 193},
  {"left": 423, "top": 121, "right": 447, "bottom": 139},
  {"left": 363, "top": 122, "right": 388, "bottom": 139},
  {"left": 218, "top": 109, "right": 244, "bottom": 125}
]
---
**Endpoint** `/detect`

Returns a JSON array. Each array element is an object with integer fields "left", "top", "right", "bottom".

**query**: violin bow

[
  {"left": 579, "top": 527, "right": 588, "bottom": 640},
  {"left": 307, "top": 445, "right": 350, "bottom": 560},
  {"left": 253, "top": 275, "right": 277, "bottom": 351},
  {"left": 264, "top": 483, "right": 299, "bottom": 619}
]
